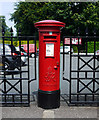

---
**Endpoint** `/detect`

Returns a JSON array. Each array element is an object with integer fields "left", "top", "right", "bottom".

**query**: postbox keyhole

[
  {"left": 54, "top": 61, "right": 59, "bottom": 69},
  {"left": 57, "top": 61, "right": 59, "bottom": 66}
]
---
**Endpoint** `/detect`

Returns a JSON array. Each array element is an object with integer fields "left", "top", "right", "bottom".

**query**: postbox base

[{"left": 38, "top": 89, "right": 60, "bottom": 109}]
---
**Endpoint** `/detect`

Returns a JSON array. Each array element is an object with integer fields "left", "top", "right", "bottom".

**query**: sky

[{"left": 0, "top": 0, "right": 25, "bottom": 35}]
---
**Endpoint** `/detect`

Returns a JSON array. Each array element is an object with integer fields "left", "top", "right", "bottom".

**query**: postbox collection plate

[{"left": 46, "top": 43, "right": 54, "bottom": 57}]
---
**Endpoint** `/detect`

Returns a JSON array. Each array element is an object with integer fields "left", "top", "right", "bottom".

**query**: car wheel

[
  {"left": 3, "top": 62, "right": 15, "bottom": 70},
  {"left": 4, "top": 62, "right": 9, "bottom": 70},
  {"left": 31, "top": 53, "right": 35, "bottom": 58},
  {"left": 68, "top": 51, "right": 73, "bottom": 54},
  {"left": 68, "top": 51, "right": 70, "bottom": 54},
  {"left": 6, "top": 61, "right": 15, "bottom": 70}
]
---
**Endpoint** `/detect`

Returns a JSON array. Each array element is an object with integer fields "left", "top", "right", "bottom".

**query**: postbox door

[{"left": 39, "top": 39, "right": 60, "bottom": 91}]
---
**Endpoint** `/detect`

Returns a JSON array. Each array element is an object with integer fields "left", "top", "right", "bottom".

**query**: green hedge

[
  {"left": 0, "top": 39, "right": 98, "bottom": 52},
  {"left": 87, "top": 41, "right": 99, "bottom": 53},
  {"left": 0, "top": 40, "right": 39, "bottom": 48}
]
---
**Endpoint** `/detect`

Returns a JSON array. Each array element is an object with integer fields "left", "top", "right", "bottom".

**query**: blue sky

[
  {"left": 0, "top": 1, "right": 25, "bottom": 35},
  {"left": 0, "top": 2, "right": 16, "bottom": 34}
]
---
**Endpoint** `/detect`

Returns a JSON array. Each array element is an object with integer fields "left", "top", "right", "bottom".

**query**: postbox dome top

[{"left": 35, "top": 20, "right": 65, "bottom": 28}]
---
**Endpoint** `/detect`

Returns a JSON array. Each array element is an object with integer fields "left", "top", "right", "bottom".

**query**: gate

[
  {"left": 0, "top": 27, "right": 99, "bottom": 107},
  {"left": 63, "top": 28, "right": 99, "bottom": 105},
  {"left": 0, "top": 27, "right": 37, "bottom": 106}
]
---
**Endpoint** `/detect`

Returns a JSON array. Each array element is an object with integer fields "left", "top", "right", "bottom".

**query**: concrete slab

[
  {"left": 2, "top": 102, "right": 44, "bottom": 118},
  {"left": 1, "top": 101, "right": 98, "bottom": 119},
  {"left": 43, "top": 110, "right": 54, "bottom": 118},
  {"left": 54, "top": 102, "right": 98, "bottom": 118}
]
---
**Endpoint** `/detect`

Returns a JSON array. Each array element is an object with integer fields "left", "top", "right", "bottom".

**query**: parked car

[
  {"left": 16, "top": 47, "right": 27, "bottom": 56},
  {"left": 0, "top": 44, "right": 27, "bottom": 70},
  {"left": 8, "top": 45, "right": 27, "bottom": 66},
  {"left": 16, "top": 47, "right": 27, "bottom": 65},
  {"left": 0, "top": 44, "right": 22, "bottom": 70},
  {"left": 60, "top": 46, "right": 73, "bottom": 54},
  {"left": 95, "top": 50, "right": 99, "bottom": 61},
  {"left": 21, "top": 44, "right": 37, "bottom": 57}
]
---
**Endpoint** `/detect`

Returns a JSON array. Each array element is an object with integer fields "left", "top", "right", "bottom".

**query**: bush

[
  {"left": 0, "top": 39, "right": 39, "bottom": 48},
  {"left": 88, "top": 41, "right": 99, "bottom": 53}
]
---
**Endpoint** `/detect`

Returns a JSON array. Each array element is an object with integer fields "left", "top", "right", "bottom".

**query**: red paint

[{"left": 35, "top": 20, "right": 65, "bottom": 91}]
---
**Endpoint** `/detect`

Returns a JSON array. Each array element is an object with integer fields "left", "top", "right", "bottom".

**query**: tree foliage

[
  {"left": 72, "top": 2, "right": 99, "bottom": 35},
  {"left": 0, "top": 16, "right": 11, "bottom": 37},
  {"left": 10, "top": 2, "right": 99, "bottom": 36}
]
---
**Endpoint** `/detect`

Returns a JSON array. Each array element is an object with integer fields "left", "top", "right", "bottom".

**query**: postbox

[{"left": 35, "top": 20, "right": 65, "bottom": 109}]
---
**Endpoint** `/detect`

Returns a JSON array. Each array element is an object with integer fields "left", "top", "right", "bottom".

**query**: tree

[
  {"left": 9, "top": 2, "right": 78, "bottom": 36},
  {"left": 10, "top": 2, "right": 99, "bottom": 36},
  {"left": 0, "top": 16, "right": 11, "bottom": 36},
  {"left": 72, "top": 2, "right": 99, "bottom": 35}
]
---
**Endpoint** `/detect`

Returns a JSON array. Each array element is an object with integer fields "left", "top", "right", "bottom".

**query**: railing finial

[
  {"left": 77, "top": 27, "right": 80, "bottom": 35},
  {"left": 18, "top": 28, "right": 21, "bottom": 36},
  {"left": 10, "top": 27, "right": 13, "bottom": 33},
  {"left": 2, "top": 26, "right": 5, "bottom": 35},
  {"left": 85, "top": 27, "right": 88, "bottom": 35},
  {"left": 93, "top": 28, "right": 96, "bottom": 35}
]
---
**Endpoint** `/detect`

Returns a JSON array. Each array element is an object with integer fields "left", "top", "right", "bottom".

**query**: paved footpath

[{"left": 1, "top": 101, "right": 99, "bottom": 119}]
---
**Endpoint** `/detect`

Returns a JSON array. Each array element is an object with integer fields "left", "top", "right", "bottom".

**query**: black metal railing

[
  {"left": 62, "top": 28, "right": 99, "bottom": 106},
  {"left": 0, "top": 27, "right": 37, "bottom": 106},
  {"left": 1, "top": 26, "right": 99, "bottom": 107}
]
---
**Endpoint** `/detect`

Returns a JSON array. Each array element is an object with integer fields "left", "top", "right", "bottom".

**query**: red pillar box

[{"left": 35, "top": 20, "right": 65, "bottom": 109}]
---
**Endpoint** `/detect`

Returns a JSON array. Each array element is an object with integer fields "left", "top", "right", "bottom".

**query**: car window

[
  {"left": 8, "top": 45, "right": 16, "bottom": 52},
  {"left": 21, "top": 48, "right": 26, "bottom": 53}
]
